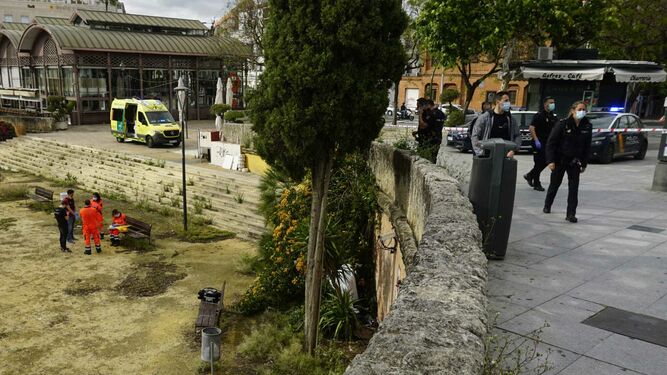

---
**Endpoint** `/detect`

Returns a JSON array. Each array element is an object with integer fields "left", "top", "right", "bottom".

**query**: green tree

[
  {"left": 249, "top": 0, "right": 407, "bottom": 354},
  {"left": 415, "top": 0, "right": 605, "bottom": 111}
]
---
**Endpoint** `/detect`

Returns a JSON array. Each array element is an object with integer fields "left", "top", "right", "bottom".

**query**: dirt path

[{"left": 0, "top": 173, "right": 256, "bottom": 375}]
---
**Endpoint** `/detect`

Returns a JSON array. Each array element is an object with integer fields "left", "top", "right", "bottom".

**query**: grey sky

[{"left": 122, "top": 0, "right": 233, "bottom": 25}]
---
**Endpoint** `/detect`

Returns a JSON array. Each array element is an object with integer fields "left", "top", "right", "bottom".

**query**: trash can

[
  {"left": 201, "top": 327, "right": 222, "bottom": 362},
  {"left": 468, "top": 139, "right": 518, "bottom": 259}
]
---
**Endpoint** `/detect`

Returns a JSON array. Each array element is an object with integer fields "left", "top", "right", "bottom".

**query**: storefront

[
  {"left": 0, "top": 10, "right": 250, "bottom": 124},
  {"left": 510, "top": 60, "right": 666, "bottom": 118}
]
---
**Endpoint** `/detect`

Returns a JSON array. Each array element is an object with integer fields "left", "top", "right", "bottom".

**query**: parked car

[
  {"left": 446, "top": 110, "right": 536, "bottom": 153},
  {"left": 587, "top": 112, "right": 648, "bottom": 164},
  {"left": 511, "top": 110, "right": 538, "bottom": 152}
]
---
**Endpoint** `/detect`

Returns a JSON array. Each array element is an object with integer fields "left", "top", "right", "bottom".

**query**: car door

[
  {"left": 137, "top": 112, "right": 149, "bottom": 136},
  {"left": 623, "top": 115, "right": 642, "bottom": 154},
  {"left": 610, "top": 116, "right": 625, "bottom": 156}
]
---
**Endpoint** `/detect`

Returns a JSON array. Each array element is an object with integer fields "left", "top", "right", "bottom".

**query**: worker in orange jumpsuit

[
  {"left": 80, "top": 199, "right": 102, "bottom": 255},
  {"left": 91, "top": 192, "right": 104, "bottom": 240},
  {"left": 109, "top": 209, "right": 127, "bottom": 247}
]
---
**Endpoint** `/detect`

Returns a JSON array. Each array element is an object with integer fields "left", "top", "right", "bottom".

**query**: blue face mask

[
  {"left": 547, "top": 103, "right": 555, "bottom": 112},
  {"left": 575, "top": 110, "right": 586, "bottom": 120},
  {"left": 502, "top": 102, "right": 511, "bottom": 111}
]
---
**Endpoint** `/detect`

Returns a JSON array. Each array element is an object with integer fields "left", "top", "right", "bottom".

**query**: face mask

[
  {"left": 115, "top": 214, "right": 120, "bottom": 218},
  {"left": 575, "top": 110, "right": 586, "bottom": 120},
  {"left": 501, "top": 102, "right": 511, "bottom": 111},
  {"left": 93, "top": 197, "right": 98, "bottom": 201},
  {"left": 547, "top": 103, "right": 555, "bottom": 111}
]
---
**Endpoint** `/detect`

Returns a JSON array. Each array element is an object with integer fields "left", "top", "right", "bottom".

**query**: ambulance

[{"left": 110, "top": 98, "right": 181, "bottom": 147}]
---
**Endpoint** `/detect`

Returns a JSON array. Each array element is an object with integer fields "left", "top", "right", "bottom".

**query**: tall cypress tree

[{"left": 249, "top": 0, "right": 407, "bottom": 353}]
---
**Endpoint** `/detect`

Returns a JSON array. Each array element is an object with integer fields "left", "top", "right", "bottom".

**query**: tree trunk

[
  {"left": 499, "top": 40, "right": 515, "bottom": 91},
  {"left": 393, "top": 81, "right": 399, "bottom": 126},
  {"left": 304, "top": 152, "right": 334, "bottom": 354}
]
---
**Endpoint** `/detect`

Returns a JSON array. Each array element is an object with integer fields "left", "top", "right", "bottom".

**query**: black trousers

[
  {"left": 527, "top": 148, "right": 547, "bottom": 184},
  {"left": 544, "top": 161, "right": 581, "bottom": 216},
  {"left": 58, "top": 222, "right": 68, "bottom": 250}
]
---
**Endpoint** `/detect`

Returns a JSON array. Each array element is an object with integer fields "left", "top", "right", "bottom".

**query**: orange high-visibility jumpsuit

[
  {"left": 80, "top": 206, "right": 101, "bottom": 253},
  {"left": 109, "top": 213, "right": 126, "bottom": 244},
  {"left": 91, "top": 199, "right": 104, "bottom": 233}
]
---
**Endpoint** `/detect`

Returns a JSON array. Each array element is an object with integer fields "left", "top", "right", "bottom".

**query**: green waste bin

[{"left": 468, "top": 139, "right": 518, "bottom": 259}]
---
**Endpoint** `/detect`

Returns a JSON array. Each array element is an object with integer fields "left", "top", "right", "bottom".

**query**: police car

[
  {"left": 446, "top": 110, "right": 536, "bottom": 153},
  {"left": 588, "top": 112, "right": 648, "bottom": 164}
]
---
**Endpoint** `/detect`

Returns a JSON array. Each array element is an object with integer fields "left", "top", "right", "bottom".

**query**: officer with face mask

[
  {"left": 471, "top": 90, "right": 521, "bottom": 157},
  {"left": 524, "top": 96, "right": 558, "bottom": 191},
  {"left": 543, "top": 101, "right": 592, "bottom": 223}
]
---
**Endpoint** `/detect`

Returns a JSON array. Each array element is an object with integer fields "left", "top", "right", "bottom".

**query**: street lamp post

[{"left": 174, "top": 83, "right": 190, "bottom": 231}]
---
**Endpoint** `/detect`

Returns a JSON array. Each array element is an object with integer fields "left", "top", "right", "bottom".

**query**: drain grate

[
  {"left": 582, "top": 307, "right": 667, "bottom": 348},
  {"left": 627, "top": 225, "right": 665, "bottom": 234}
]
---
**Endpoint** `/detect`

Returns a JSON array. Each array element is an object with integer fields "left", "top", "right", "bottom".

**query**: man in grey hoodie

[{"left": 471, "top": 91, "right": 521, "bottom": 157}]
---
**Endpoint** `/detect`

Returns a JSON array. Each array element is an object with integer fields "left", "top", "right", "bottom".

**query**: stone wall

[
  {"left": 345, "top": 143, "right": 487, "bottom": 375},
  {"left": 0, "top": 115, "right": 54, "bottom": 134}
]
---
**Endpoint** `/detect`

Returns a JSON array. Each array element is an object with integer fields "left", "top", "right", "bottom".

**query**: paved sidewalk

[{"left": 440, "top": 145, "right": 667, "bottom": 374}]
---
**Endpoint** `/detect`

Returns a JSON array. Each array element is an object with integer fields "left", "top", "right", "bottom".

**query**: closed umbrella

[
  {"left": 214, "top": 77, "right": 224, "bottom": 131},
  {"left": 177, "top": 76, "right": 186, "bottom": 124},
  {"left": 226, "top": 77, "right": 233, "bottom": 107}
]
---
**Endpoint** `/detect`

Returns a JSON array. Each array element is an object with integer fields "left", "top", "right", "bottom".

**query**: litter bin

[
  {"left": 201, "top": 327, "right": 222, "bottom": 362},
  {"left": 652, "top": 132, "right": 667, "bottom": 191},
  {"left": 468, "top": 139, "right": 518, "bottom": 259}
]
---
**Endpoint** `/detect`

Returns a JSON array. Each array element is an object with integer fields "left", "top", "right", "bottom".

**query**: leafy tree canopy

[{"left": 249, "top": 0, "right": 408, "bottom": 180}]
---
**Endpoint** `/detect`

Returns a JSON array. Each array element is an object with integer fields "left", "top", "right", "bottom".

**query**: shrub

[
  {"left": 224, "top": 110, "right": 245, "bottom": 123},
  {"left": 0, "top": 121, "right": 17, "bottom": 140},
  {"left": 319, "top": 290, "right": 358, "bottom": 341},
  {"left": 440, "top": 88, "right": 460, "bottom": 105},
  {"left": 209, "top": 103, "right": 231, "bottom": 117},
  {"left": 0, "top": 185, "right": 27, "bottom": 202},
  {"left": 445, "top": 109, "right": 465, "bottom": 127}
]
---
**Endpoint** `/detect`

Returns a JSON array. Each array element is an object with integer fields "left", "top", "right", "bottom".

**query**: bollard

[{"left": 468, "top": 139, "right": 518, "bottom": 259}]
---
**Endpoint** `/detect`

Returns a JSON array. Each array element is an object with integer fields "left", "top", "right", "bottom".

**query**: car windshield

[
  {"left": 587, "top": 113, "right": 616, "bottom": 129},
  {"left": 145, "top": 111, "right": 175, "bottom": 125}
]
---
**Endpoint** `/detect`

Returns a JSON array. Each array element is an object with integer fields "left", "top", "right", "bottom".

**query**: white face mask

[
  {"left": 575, "top": 110, "right": 586, "bottom": 120},
  {"left": 502, "top": 101, "right": 511, "bottom": 111}
]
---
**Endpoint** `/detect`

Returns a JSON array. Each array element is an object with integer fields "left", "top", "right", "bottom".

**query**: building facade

[
  {"left": 1, "top": 0, "right": 124, "bottom": 24},
  {"left": 0, "top": 9, "right": 249, "bottom": 124}
]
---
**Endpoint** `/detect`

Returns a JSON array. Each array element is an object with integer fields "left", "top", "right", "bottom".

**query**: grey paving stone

[
  {"left": 503, "top": 248, "right": 549, "bottom": 267},
  {"left": 585, "top": 334, "right": 667, "bottom": 375},
  {"left": 557, "top": 356, "right": 643, "bottom": 375},
  {"left": 489, "top": 262, "right": 585, "bottom": 292},
  {"left": 568, "top": 276, "right": 666, "bottom": 311},
  {"left": 507, "top": 238, "right": 573, "bottom": 257},
  {"left": 499, "top": 309, "right": 611, "bottom": 354},
  {"left": 487, "top": 278, "right": 562, "bottom": 308},
  {"left": 534, "top": 295, "right": 605, "bottom": 323},
  {"left": 642, "top": 294, "right": 667, "bottom": 321},
  {"left": 488, "top": 297, "right": 531, "bottom": 325},
  {"left": 491, "top": 329, "right": 580, "bottom": 375}
]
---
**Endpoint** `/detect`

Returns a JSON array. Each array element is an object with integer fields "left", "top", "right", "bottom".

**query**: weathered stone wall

[
  {"left": 0, "top": 115, "right": 54, "bottom": 134},
  {"left": 346, "top": 143, "right": 487, "bottom": 375}
]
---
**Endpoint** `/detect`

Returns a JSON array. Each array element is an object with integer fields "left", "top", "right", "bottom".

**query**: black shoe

[
  {"left": 64, "top": 248, "right": 72, "bottom": 253},
  {"left": 84, "top": 250, "right": 91, "bottom": 255},
  {"left": 566, "top": 215, "right": 578, "bottom": 223},
  {"left": 523, "top": 174, "right": 534, "bottom": 187},
  {"left": 100, "top": 234, "right": 105, "bottom": 240},
  {"left": 96, "top": 247, "right": 102, "bottom": 254},
  {"left": 543, "top": 207, "right": 551, "bottom": 214},
  {"left": 534, "top": 183, "right": 545, "bottom": 192}
]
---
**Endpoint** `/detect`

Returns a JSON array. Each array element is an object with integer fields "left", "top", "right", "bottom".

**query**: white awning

[
  {"left": 612, "top": 67, "right": 667, "bottom": 83},
  {"left": 519, "top": 67, "right": 606, "bottom": 81}
]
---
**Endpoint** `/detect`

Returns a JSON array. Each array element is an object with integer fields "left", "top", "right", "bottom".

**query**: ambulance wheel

[
  {"left": 146, "top": 136, "right": 155, "bottom": 148},
  {"left": 116, "top": 137, "right": 124, "bottom": 143}
]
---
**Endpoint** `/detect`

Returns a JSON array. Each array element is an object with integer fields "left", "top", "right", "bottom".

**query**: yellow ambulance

[{"left": 110, "top": 98, "right": 181, "bottom": 147}]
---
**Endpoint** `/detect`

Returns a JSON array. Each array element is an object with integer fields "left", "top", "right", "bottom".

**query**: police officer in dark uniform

[
  {"left": 524, "top": 96, "right": 558, "bottom": 191},
  {"left": 544, "top": 101, "right": 592, "bottom": 223},
  {"left": 54, "top": 201, "right": 72, "bottom": 252}
]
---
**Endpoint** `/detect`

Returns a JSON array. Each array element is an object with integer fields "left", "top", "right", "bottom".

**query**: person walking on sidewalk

[
  {"left": 54, "top": 201, "right": 71, "bottom": 253},
  {"left": 471, "top": 91, "right": 521, "bottom": 157},
  {"left": 62, "top": 189, "right": 76, "bottom": 244},
  {"left": 91, "top": 192, "right": 104, "bottom": 240},
  {"left": 544, "top": 101, "right": 592, "bottom": 223},
  {"left": 524, "top": 97, "right": 559, "bottom": 191},
  {"left": 80, "top": 199, "right": 102, "bottom": 255}
]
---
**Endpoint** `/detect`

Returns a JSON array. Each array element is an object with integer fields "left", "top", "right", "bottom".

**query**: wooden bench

[
  {"left": 195, "top": 282, "right": 226, "bottom": 338},
  {"left": 27, "top": 187, "right": 54, "bottom": 206},
  {"left": 125, "top": 216, "right": 152, "bottom": 244}
]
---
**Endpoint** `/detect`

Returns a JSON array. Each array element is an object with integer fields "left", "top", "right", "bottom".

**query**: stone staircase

[{"left": 0, "top": 136, "right": 266, "bottom": 241}]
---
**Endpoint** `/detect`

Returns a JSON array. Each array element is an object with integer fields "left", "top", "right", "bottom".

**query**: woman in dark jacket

[{"left": 543, "top": 101, "right": 592, "bottom": 223}]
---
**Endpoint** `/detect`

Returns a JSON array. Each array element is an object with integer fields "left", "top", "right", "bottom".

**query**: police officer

[
  {"left": 54, "top": 201, "right": 72, "bottom": 253},
  {"left": 544, "top": 101, "right": 592, "bottom": 223},
  {"left": 524, "top": 97, "right": 558, "bottom": 191}
]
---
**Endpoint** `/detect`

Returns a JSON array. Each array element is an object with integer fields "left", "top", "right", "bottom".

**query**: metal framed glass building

[{"left": 0, "top": 10, "right": 250, "bottom": 124}]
